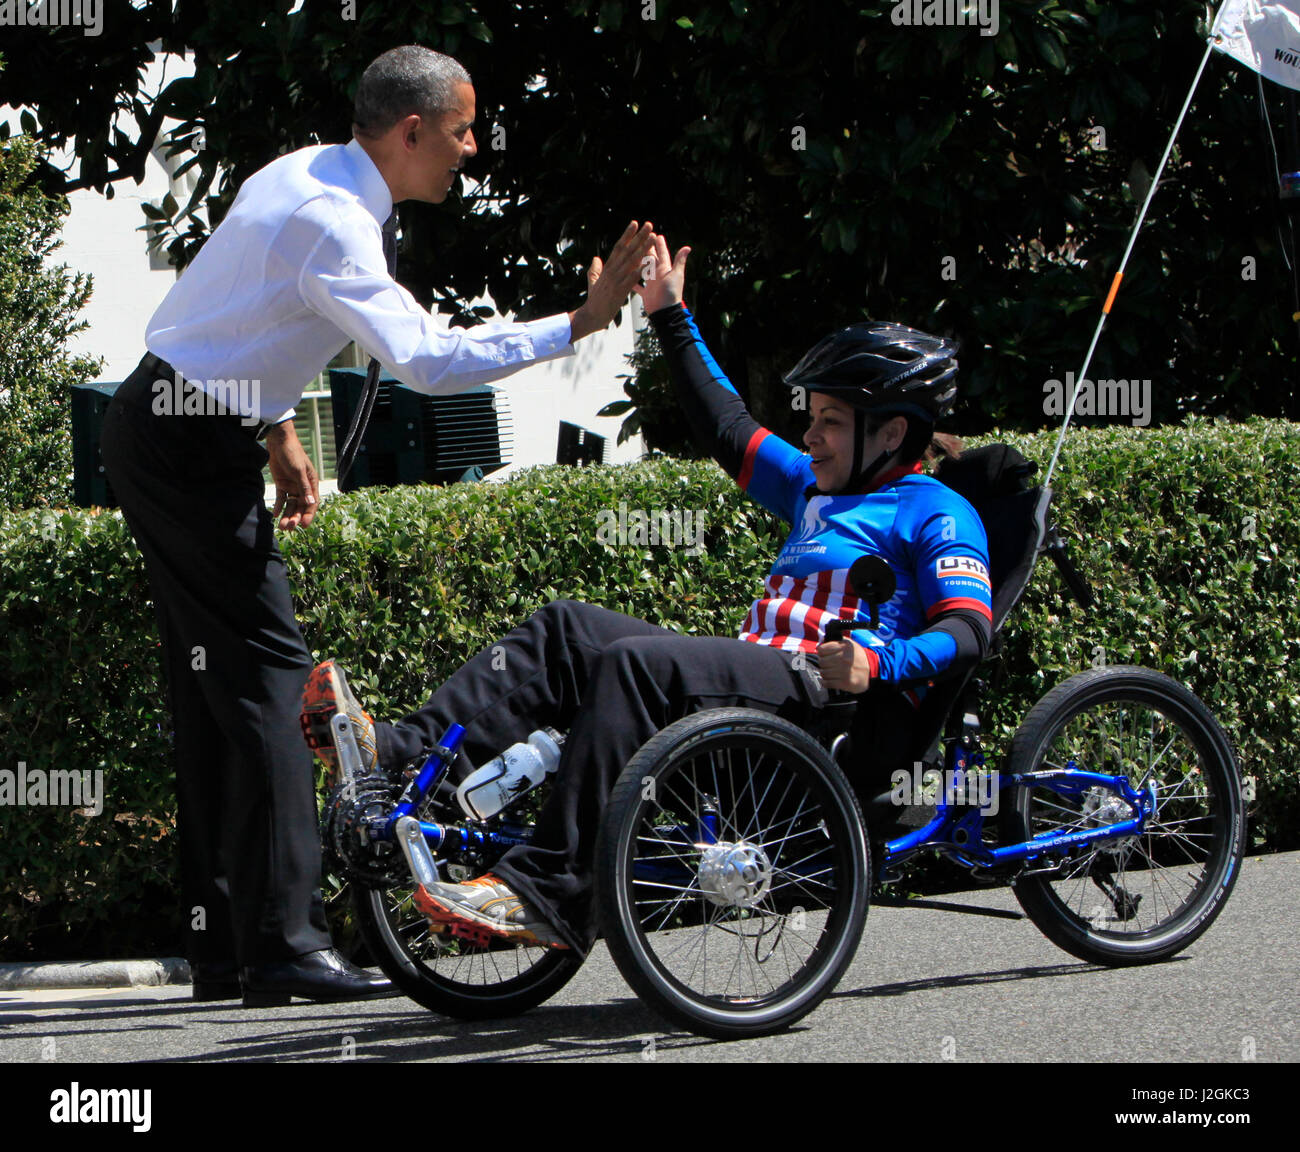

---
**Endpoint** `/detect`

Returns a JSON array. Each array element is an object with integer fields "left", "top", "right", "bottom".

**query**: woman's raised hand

[{"left": 634, "top": 233, "right": 691, "bottom": 315}]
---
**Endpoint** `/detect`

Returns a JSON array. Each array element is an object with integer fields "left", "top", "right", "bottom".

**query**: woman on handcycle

[{"left": 300, "top": 235, "right": 993, "bottom": 955}]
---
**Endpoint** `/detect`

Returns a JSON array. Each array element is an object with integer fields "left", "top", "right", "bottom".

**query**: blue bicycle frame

[
  {"left": 329, "top": 707, "right": 1156, "bottom": 892},
  {"left": 879, "top": 738, "right": 1157, "bottom": 876}
]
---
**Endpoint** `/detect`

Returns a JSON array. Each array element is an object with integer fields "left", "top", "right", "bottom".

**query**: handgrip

[
  {"left": 819, "top": 618, "right": 857, "bottom": 709},
  {"left": 822, "top": 555, "right": 892, "bottom": 711}
]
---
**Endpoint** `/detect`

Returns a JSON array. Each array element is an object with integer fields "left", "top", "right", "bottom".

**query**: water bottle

[{"left": 455, "top": 728, "right": 564, "bottom": 820}]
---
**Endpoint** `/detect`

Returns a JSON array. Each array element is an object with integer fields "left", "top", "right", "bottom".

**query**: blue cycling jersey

[{"left": 649, "top": 303, "right": 992, "bottom": 695}]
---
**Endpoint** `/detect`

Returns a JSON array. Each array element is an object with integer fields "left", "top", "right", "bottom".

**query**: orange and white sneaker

[
  {"left": 300, "top": 660, "right": 379, "bottom": 778},
  {"left": 413, "top": 874, "right": 569, "bottom": 950}
]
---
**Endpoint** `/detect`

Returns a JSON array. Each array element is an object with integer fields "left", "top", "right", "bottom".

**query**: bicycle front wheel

[
  {"left": 352, "top": 883, "right": 582, "bottom": 1020},
  {"left": 595, "top": 708, "right": 870, "bottom": 1039}
]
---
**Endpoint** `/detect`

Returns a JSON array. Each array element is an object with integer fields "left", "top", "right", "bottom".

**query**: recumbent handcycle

[{"left": 320, "top": 444, "right": 1246, "bottom": 1039}]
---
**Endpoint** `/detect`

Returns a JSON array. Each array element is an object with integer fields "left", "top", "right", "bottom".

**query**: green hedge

[{"left": 2, "top": 419, "right": 1296, "bottom": 960}]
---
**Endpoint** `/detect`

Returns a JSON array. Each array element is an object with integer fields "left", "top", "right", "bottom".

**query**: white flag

[{"left": 1212, "top": 1, "right": 1300, "bottom": 91}]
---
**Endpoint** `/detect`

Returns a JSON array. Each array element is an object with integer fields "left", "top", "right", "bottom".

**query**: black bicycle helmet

[
  {"left": 785, "top": 321, "right": 959, "bottom": 493},
  {"left": 783, "top": 321, "right": 958, "bottom": 421}
]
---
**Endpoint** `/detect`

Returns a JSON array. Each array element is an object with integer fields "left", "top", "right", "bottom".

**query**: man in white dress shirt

[{"left": 100, "top": 45, "right": 653, "bottom": 1006}]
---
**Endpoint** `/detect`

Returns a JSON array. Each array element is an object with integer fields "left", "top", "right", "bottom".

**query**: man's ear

[
  {"left": 885, "top": 414, "right": 909, "bottom": 453},
  {"left": 399, "top": 114, "right": 422, "bottom": 152}
]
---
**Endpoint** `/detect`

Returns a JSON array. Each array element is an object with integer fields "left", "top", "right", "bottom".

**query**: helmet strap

[
  {"left": 849, "top": 410, "right": 864, "bottom": 487},
  {"left": 844, "top": 409, "right": 894, "bottom": 495}
]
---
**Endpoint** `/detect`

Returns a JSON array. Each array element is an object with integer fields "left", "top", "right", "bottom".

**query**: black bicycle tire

[
  {"left": 1001, "top": 665, "right": 1244, "bottom": 965},
  {"left": 352, "top": 882, "right": 582, "bottom": 1019},
  {"left": 595, "top": 708, "right": 870, "bottom": 1039}
]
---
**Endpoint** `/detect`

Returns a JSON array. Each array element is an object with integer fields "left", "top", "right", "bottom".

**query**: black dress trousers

[{"left": 100, "top": 356, "right": 331, "bottom": 966}]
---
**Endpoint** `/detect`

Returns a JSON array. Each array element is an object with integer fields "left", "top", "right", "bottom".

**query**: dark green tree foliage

[
  {"left": 1, "top": 2, "right": 1296, "bottom": 434},
  {"left": 0, "top": 131, "right": 100, "bottom": 510}
]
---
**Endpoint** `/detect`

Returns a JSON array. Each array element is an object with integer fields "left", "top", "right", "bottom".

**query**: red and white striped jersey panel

[{"left": 739, "top": 569, "right": 863, "bottom": 652}]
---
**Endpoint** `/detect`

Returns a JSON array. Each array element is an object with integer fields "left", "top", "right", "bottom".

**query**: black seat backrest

[
  {"left": 931, "top": 444, "right": 1050, "bottom": 633},
  {"left": 905, "top": 445, "right": 1052, "bottom": 763}
]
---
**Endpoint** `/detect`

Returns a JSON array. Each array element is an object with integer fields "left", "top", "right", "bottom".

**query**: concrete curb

[{"left": 0, "top": 958, "right": 191, "bottom": 991}]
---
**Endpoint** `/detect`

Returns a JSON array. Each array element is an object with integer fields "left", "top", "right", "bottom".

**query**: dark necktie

[{"left": 336, "top": 209, "right": 399, "bottom": 487}]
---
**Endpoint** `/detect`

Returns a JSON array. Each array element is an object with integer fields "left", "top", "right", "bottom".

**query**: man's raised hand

[{"left": 569, "top": 220, "right": 655, "bottom": 342}]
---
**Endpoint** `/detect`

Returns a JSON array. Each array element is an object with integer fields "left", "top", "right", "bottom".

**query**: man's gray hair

[{"left": 353, "top": 46, "right": 471, "bottom": 137}]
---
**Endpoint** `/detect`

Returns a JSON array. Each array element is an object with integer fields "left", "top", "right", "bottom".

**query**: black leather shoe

[
  {"left": 240, "top": 948, "right": 395, "bottom": 1008},
  {"left": 191, "top": 961, "right": 242, "bottom": 1002}
]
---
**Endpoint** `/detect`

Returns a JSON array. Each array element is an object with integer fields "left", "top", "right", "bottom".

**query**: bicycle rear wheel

[{"left": 1001, "top": 666, "right": 1245, "bottom": 965}]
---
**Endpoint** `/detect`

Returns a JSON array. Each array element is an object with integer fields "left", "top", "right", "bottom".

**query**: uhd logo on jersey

[{"left": 936, "top": 556, "right": 991, "bottom": 586}]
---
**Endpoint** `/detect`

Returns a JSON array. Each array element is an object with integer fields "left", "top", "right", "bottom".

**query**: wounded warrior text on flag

[{"left": 1212, "top": 0, "right": 1300, "bottom": 92}]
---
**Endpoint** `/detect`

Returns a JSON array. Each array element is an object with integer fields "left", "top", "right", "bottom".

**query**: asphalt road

[{"left": 1, "top": 851, "right": 1295, "bottom": 1065}]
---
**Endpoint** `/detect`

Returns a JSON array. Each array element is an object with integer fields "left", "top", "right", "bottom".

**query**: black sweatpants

[
  {"left": 375, "top": 599, "right": 822, "bottom": 954},
  {"left": 100, "top": 357, "right": 331, "bottom": 966}
]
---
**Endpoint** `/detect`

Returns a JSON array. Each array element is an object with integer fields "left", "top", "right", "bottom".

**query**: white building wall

[
  {"left": 58, "top": 154, "right": 179, "bottom": 383},
  {"left": 489, "top": 305, "right": 644, "bottom": 477}
]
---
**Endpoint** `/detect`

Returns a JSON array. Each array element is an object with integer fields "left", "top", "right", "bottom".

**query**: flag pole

[{"left": 1043, "top": 38, "right": 1217, "bottom": 489}]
